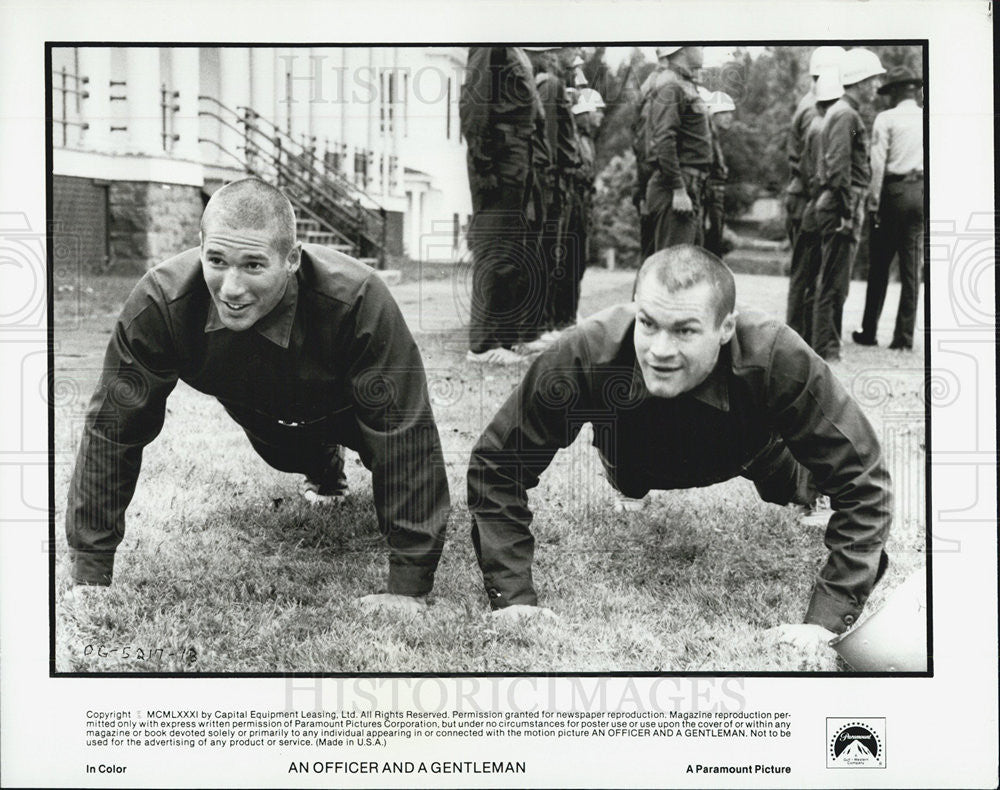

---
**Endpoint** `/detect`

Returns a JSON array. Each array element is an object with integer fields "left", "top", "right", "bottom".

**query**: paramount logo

[
  {"left": 836, "top": 738, "right": 875, "bottom": 763},
  {"left": 826, "top": 719, "right": 886, "bottom": 769}
]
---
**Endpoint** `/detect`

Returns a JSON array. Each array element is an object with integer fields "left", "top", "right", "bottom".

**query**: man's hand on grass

[
  {"left": 770, "top": 623, "right": 837, "bottom": 651},
  {"left": 63, "top": 585, "right": 110, "bottom": 604},
  {"left": 492, "top": 604, "right": 559, "bottom": 623},
  {"left": 354, "top": 593, "right": 427, "bottom": 615}
]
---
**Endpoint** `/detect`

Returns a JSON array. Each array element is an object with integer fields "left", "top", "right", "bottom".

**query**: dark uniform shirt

[
  {"left": 787, "top": 89, "right": 817, "bottom": 195},
  {"left": 819, "top": 94, "right": 872, "bottom": 218},
  {"left": 459, "top": 47, "right": 539, "bottom": 192},
  {"left": 642, "top": 63, "right": 713, "bottom": 189},
  {"left": 468, "top": 304, "right": 891, "bottom": 633},
  {"left": 536, "top": 70, "right": 581, "bottom": 178},
  {"left": 66, "top": 245, "right": 451, "bottom": 596}
]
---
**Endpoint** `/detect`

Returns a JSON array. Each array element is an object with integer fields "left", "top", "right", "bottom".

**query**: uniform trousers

[
  {"left": 859, "top": 179, "right": 924, "bottom": 348},
  {"left": 645, "top": 168, "right": 707, "bottom": 253}
]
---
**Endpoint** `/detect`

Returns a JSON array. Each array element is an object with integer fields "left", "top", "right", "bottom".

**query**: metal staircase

[{"left": 198, "top": 96, "right": 387, "bottom": 267}]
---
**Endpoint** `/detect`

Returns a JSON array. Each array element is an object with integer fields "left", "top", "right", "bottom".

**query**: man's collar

[
  {"left": 841, "top": 93, "right": 861, "bottom": 112},
  {"left": 203, "top": 271, "right": 298, "bottom": 348},
  {"left": 628, "top": 344, "right": 731, "bottom": 412},
  {"left": 667, "top": 61, "right": 695, "bottom": 80}
]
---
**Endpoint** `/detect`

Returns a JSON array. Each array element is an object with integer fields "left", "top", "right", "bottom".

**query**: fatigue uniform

[
  {"left": 632, "top": 68, "right": 660, "bottom": 259},
  {"left": 703, "top": 115, "right": 729, "bottom": 257},
  {"left": 858, "top": 98, "right": 924, "bottom": 348},
  {"left": 460, "top": 47, "right": 541, "bottom": 353},
  {"left": 785, "top": 108, "right": 826, "bottom": 344},
  {"left": 467, "top": 304, "right": 891, "bottom": 633},
  {"left": 785, "top": 89, "right": 817, "bottom": 248},
  {"left": 814, "top": 94, "right": 870, "bottom": 361},
  {"left": 536, "top": 69, "right": 582, "bottom": 330},
  {"left": 66, "top": 245, "right": 451, "bottom": 595},
  {"left": 564, "top": 123, "right": 597, "bottom": 324},
  {"left": 641, "top": 63, "right": 712, "bottom": 252}
]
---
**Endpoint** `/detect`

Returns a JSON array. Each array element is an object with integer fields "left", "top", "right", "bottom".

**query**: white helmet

[
  {"left": 839, "top": 47, "right": 886, "bottom": 86},
  {"left": 522, "top": 46, "right": 561, "bottom": 52},
  {"left": 572, "top": 87, "right": 606, "bottom": 115},
  {"left": 656, "top": 46, "right": 683, "bottom": 59},
  {"left": 706, "top": 90, "right": 736, "bottom": 114},
  {"left": 829, "top": 571, "right": 927, "bottom": 672},
  {"left": 809, "top": 46, "right": 845, "bottom": 77},
  {"left": 814, "top": 69, "right": 844, "bottom": 102}
]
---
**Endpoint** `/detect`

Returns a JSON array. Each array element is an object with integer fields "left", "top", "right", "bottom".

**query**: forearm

[
  {"left": 768, "top": 327, "right": 892, "bottom": 632},
  {"left": 468, "top": 448, "right": 539, "bottom": 608},
  {"left": 365, "top": 420, "right": 451, "bottom": 597}
]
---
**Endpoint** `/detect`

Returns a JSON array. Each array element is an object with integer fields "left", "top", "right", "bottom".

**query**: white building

[{"left": 50, "top": 46, "right": 472, "bottom": 273}]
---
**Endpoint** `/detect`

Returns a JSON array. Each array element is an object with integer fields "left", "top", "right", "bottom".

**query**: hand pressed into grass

[
  {"left": 63, "top": 584, "right": 110, "bottom": 605},
  {"left": 770, "top": 623, "right": 837, "bottom": 651},
  {"left": 355, "top": 593, "right": 428, "bottom": 615},
  {"left": 492, "top": 605, "right": 559, "bottom": 622}
]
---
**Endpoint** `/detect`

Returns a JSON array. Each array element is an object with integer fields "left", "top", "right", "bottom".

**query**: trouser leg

[
  {"left": 786, "top": 226, "right": 819, "bottom": 340},
  {"left": 745, "top": 440, "right": 817, "bottom": 506},
  {"left": 815, "top": 202, "right": 859, "bottom": 361},
  {"left": 859, "top": 210, "right": 893, "bottom": 340},
  {"left": 467, "top": 200, "right": 531, "bottom": 353},
  {"left": 891, "top": 182, "right": 924, "bottom": 348},
  {"left": 242, "top": 426, "right": 347, "bottom": 493},
  {"left": 703, "top": 184, "right": 725, "bottom": 257},
  {"left": 648, "top": 171, "right": 702, "bottom": 252}
]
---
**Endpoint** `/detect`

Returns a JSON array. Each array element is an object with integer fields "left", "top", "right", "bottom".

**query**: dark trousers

[
  {"left": 602, "top": 437, "right": 815, "bottom": 506},
  {"left": 538, "top": 188, "right": 569, "bottom": 332},
  {"left": 234, "top": 413, "right": 348, "bottom": 493},
  {"left": 554, "top": 187, "right": 588, "bottom": 327},
  {"left": 785, "top": 191, "right": 808, "bottom": 249},
  {"left": 467, "top": 156, "right": 534, "bottom": 353},
  {"left": 703, "top": 181, "right": 726, "bottom": 257},
  {"left": 517, "top": 179, "right": 549, "bottom": 343},
  {"left": 859, "top": 180, "right": 924, "bottom": 347},
  {"left": 785, "top": 199, "right": 822, "bottom": 345},
  {"left": 646, "top": 169, "right": 706, "bottom": 253},
  {"left": 815, "top": 196, "right": 864, "bottom": 361}
]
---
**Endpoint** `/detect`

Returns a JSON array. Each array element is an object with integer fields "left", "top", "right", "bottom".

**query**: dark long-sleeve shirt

[
  {"left": 801, "top": 111, "right": 827, "bottom": 198},
  {"left": 536, "top": 70, "right": 580, "bottom": 176},
  {"left": 468, "top": 304, "right": 891, "bottom": 633},
  {"left": 459, "top": 47, "right": 539, "bottom": 186},
  {"left": 643, "top": 64, "right": 712, "bottom": 189},
  {"left": 787, "top": 89, "right": 817, "bottom": 193},
  {"left": 819, "top": 94, "right": 871, "bottom": 217},
  {"left": 66, "top": 244, "right": 451, "bottom": 596}
]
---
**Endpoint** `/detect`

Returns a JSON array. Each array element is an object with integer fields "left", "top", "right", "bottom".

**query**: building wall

[{"left": 51, "top": 45, "right": 472, "bottom": 268}]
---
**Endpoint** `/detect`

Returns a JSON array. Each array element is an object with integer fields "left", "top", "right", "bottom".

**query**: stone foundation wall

[{"left": 109, "top": 181, "right": 204, "bottom": 273}]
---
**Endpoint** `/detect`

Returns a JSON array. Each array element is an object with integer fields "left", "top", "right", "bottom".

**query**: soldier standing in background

[
  {"left": 785, "top": 47, "right": 845, "bottom": 249},
  {"left": 786, "top": 69, "right": 844, "bottom": 344},
  {"left": 631, "top": 48, "right": 670, "bottom": 260},
  {"left": 639, "top": 46, "right": 712, "bottom": 253},
  {"left": 784, "top": 47, "right": 845, "bottom": 326},
  {"left": 853, "top": 66, "right": 925, "bottom": 351},
  {"left": 702, "top": 89, "right": 735, "bottom": 258},
  {"left": 535, "top": 46, "right": 583, "bottom": 339},
  {"left": 813, "top": 48, "right": 885, "bottom": 362},
  {"left": 460, "top": 46, "right": 542, "bottom": 365},
  {"left": 567, "top": 87, "right": 606, "bottom": 323}
]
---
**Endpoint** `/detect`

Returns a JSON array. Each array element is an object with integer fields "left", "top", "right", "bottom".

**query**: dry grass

[{"left": 53, "top": 267, "right": 926, "bottom": 673}]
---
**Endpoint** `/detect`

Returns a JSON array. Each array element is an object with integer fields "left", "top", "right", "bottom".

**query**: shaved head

[
  {"left": 201, "top": 177, "right": 296, "bottom": 257},
  {"left": 635, "top": 245, "right": 736, "bottom": 326}
]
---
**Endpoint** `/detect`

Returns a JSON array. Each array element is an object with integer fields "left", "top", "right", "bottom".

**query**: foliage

[{"left": 590, "top": 150, "right": 642, "bottom": 268}]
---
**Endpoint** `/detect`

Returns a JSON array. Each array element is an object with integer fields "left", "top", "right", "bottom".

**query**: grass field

[{"left": 53, "top": 264, "right": 927, "bottom": 673}]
